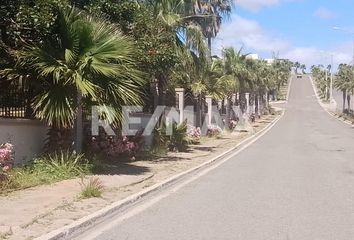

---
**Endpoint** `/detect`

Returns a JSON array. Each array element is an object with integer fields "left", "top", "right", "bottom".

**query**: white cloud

[
  {"left": 281, "top": 46, "right": 352, "bottom": 69},
  {"left": 313, "top": 7, "right": 336, "bottom": 19},
  {"left": 332, "top": 41, "right": 354, "bottom": 64},
  {"left": 234, "top": 0, "right": 288, "bottom": 12},
  {"left": 214, "top": 15, "right": 290, "bottom": 54},
  {"left": 281, "top": 47, "right": 324, "bottom": 67},
  {"left": 213, "top": 14, "right": 352, "bottom": 70}
]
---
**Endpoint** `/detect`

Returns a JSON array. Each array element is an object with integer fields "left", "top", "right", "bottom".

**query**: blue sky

[{"left": 214, "top": 0, "right": 354, "bottom": 69}]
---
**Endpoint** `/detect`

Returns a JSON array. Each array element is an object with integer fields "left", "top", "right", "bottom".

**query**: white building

[
  {"left": 246, "top": 54, "right": 259, "bottom": 60},
  {"left": 264, "top": 58, "right": 275, "bottom": 65}
]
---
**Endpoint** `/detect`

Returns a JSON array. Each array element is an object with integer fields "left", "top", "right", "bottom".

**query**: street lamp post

[
  {"left": 330, "top": 54, "right": 334, "bottom": 101},
  {"left": 325, "top": 67, "right": 328, "bottom": 101},
  {"left": 319, "top": 51, "right": 333, "bottom": 102}
]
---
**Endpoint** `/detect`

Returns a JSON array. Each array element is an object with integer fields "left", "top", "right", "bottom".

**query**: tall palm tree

[
  {"left": 150, "top": 0, "right": 210, "bottom": 107},
  {"left": 294, "top": 61, "right": 301, "bottom": 74},
  {"left": 272, "top": 59, "right": 291, "bottom": 96},
  {"left": 248, "top": 60, "right": 269, "bottom": 115},
  {"left": 153, "top": 0, "right": 209, "bottom": 57},
  {"left": 197, "top": 0, "right": 232, "bottom": 54},
  {"left": 300, "top": 64, "right": 306, "bottom": 74},
  {"left": 334, "top": 64, "right": 353, "bottom": 112},
  {"left": 222, "top": 47, "right": 249, "bottom": 112},
  {"left": 173, "top": 46, "right": 234, "bottom": 126},
  {"left": 191, "top": 58, "right": 235, "bottom": 100},
  {"left": 19, "top": 7, "right": 144, "bottom": 152}
]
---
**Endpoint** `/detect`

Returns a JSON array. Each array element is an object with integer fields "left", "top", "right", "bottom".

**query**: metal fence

[{"left": 0, "top": 78, "right": 34, "bottom": 119}]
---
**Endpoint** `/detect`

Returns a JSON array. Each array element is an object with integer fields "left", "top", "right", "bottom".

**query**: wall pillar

[
  {"left": 175, "top": 88, "right": 185, "bottom": 124},
  {"left": 245, "top": 93, "right": 250, "bottom": 114},
  {"left": 206, "top": 95, "right": 213, "bottom": 126},
  {"left": 225, "top": 96, "right": 231, "bottom": 125}
]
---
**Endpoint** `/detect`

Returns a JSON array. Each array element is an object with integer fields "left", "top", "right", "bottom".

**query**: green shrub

[
  {"left": 0, "top": 151, "right": 91, "bottom": 193},
  {"left": 153, "top": 121, "right": 189, "bottom": 152},
  {"left": 168, "top": 121, "right": 189, "bottom": 151},
  {"left": 0, "top": 168, "right": 45, "bottom": 191},
  {"left": 80, "top": 177, "right": 104, "bottom": 198},
  {"left": 31, "top": 151, "right": 91, "bottom": 180},
  {"left": 151, "top": 127, "right": 169, "bottom": 154}
]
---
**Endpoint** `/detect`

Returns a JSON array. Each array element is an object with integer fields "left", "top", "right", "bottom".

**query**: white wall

[
  {"left": 0, "top": 119, "right": 47, "bottom": 165},
  {"left": 129, "top": 113, "right": 153, "bottom": 146}
]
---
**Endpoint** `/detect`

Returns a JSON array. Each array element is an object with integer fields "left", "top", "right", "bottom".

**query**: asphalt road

[{"left": 82, "top": 75, "right": 354, "bottom": 240}]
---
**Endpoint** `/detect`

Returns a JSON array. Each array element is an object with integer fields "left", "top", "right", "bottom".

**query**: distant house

[
  {"left": 246, "top": 54, "right": 259, "bottom": 60},
  {"left": 265, "top": 58, "right": 275, "bottom": 65}
]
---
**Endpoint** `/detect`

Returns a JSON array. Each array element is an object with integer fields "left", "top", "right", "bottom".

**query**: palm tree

[
  {"left": 312, "top": 64, "right": 331, "bottom": 100},
  {"left": 249, "top": 60, "right": 269, "bottom": 115},
  {"left": 191, "top": 58, "right": 235, "bottom": 100},
  {"left": 334, "top": 64, "right": 353, "bottom": 112},
  {"left": 294, "top": 61, "right": 301, "bottom": 74},
  {"left": 273, "top": 59, "right": 292, "bottom": 97},
  {"left": 19, "top": 7, "right": 144, "bottom": 153},
  {"left": 153, "top": 0, "right": 209, "bottom": 57},
  {"left": 300, "top": 64, "right": 306, "bottom": 74},
  {"left": 172, "top": 46, "right": 234, "bottom": 126},
  {"left": 197, "top": 0, "right": 232, "bottom": 54},
  {"left": 222, "top": 47, "right": 249, "bottom": 112},
  {"left": 150, "top": 0, "right": 210, "bottom": 107}
]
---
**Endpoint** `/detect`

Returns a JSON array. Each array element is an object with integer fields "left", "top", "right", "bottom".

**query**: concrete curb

[
  {"left": 35, "top": 112, "right": 284, "bottom": 240},
  {"left": 309, "top": 75, "right": 353, "bottom": 127}
]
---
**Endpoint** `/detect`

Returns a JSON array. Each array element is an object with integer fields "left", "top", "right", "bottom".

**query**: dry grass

[{"left": 80, "top": 177, "right": 104, "bottom": 198}]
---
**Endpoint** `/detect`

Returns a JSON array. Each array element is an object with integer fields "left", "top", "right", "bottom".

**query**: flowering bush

[
  {"left": 88, "top": 127, "right": 144, "bottom": 161},
  {"left": 250, "top": 113, "right": 256, "bottom": 123},
  {"left": 0, "top": 143, "right": 14, "bottom": 172},
  {"left": 228, "top": 116, "right": 240, "bottom": 130},
  {"left": 222, "top": 117, "right": 240, "bottom": 131},
  {"left": 187, "top": 125, "right": 201, "bottom": 144},
  {"left": 207, "top": 125, "right": 223, "bottom": 138}
]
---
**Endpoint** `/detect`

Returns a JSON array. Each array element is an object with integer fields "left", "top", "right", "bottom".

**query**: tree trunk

[
  {"left": 342, "top": 90, "right": 347, "bottom": 113},
  {"left": 225, "top": 96, "right": 232, "bottom": 126},
  {"left": 45, "top": 127, "right": 73, "bottom": 153},
  {"left": 347, "top": 95, "right": 351, "bottom": 112},
  {"left": 267, "top": 91, "right": 270, "bottom": 106},
  {"left": 239, "top": 79, "right": 246, "bottom": 113},
  {"left": 255, "top": 93, "right": 259, "bottom": 116},
  {"left": 75, "top": 90, "right": 83, "bottom": 153},
  {"left": 258, "top": 90, "right": 265, "bottom": 114},
  {"left": 196, "top": 94, "right": 202, "bottom": 127},
  {"left": 152, "top": 80, "right": 158, "bottom": 112},
  {"left": 201, "top": 94, "right": 205, "bottom": 125},
  {"left": 157, "top": 75, "right": 166, "bottom": 106},
  {"left": 0, "top": 25, "right": 9, "bottom": 44},
  {"left": 207, "top": 37, "right": 212, "bottom": 58}
]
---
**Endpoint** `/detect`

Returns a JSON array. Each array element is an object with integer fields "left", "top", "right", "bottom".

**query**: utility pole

[
  {"left": 325, "top": 68, "right": 328, "bottom": 101},
  {"left": 330, "top": 54, "right": 334, "bottom": 102}
]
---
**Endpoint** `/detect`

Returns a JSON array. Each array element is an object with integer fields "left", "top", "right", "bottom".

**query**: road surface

[{"left": 79, "top": 75, "right": 354, "bottom": 240}]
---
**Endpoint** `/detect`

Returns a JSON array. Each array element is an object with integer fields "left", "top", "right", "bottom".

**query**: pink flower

[
  {"left": 0, "top": 142, "right": 14, "bottom": 172},
  {"left": 3, "top": 165, "right": 10, "bottom": 171}
]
